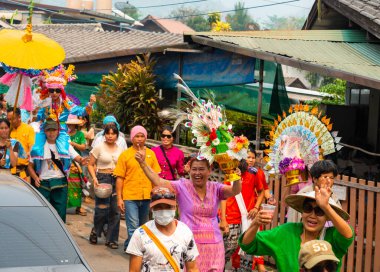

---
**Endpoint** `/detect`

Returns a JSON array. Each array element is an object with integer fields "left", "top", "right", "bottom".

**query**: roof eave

[
  {"left": 63, "top": 43, "right": 188, "bottom": 64},
  {"left": 189, "top": 35, "right": 380, "bottom": 90}
]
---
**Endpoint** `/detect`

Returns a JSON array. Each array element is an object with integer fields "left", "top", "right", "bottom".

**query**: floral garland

[{"left": 1, "top": 63, "right": 60, "bottom": 77}]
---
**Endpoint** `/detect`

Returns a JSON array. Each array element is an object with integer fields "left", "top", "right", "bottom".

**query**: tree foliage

[
  {"left": 97, "top": 54, "right": 161, "bottom": 136},
  {"left": 318, "top": 79, "right": 346, "bottom": 105},
  {"left": 262, "top": 15, "right": 306, "bottom": 30},
  {"left": 225, "top": 2, "right": 260, "bottom": 31},
  {"left": 304, "top": 78, "right": 346, "bottom": 106},
  {"left": 169, "top": 7, "right": 211, "bottom": 31}
]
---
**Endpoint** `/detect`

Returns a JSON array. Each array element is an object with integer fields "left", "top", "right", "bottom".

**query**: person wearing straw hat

[
  {"left": 299, "top": 240, "right": 339, "bottom": 272},
  {"left": 66, "top": 114, "right": 88, "bottom": 216},
  {"left": 238, "top": 186, "right": 354, "bottom": 271},
  {"left": 126, "top": 186, "right": 199, "bottom": 272},
  {"left": 287, "top": 160, "right": 342, "bottom": 224}
]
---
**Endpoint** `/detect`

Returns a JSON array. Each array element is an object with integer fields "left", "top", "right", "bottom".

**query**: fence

[{"left": 262, "top": 175, "right": 380, "bottom": 272}]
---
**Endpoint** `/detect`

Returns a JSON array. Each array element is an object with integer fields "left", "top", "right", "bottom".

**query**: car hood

[{"left": 0, "top": 264, "right": 91, "bottom": 272}]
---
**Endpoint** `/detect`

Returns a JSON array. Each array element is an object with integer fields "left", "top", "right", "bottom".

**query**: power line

[
  {"left": 265, "top": 0, "right": 309, "bottom": 10},
  {"left": 161, "top": 0, "right": 302, "bottom": 20},
  {"left": 119, "top": 0, "right": 208, "bottom": 10},
  {"left": 2, "top": 0, "right": 303, "bottom": 26}
]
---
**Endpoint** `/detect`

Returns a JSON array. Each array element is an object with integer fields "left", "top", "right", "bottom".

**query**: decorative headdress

[
  {"left": 36, "top": 64, "right": 77, "bottom": 100},
  {"left": 264, "top": 104, "right": 342, "bottom": 186},
  {"left": 173, "top": 74, "right": 249, "bottom": 182}
]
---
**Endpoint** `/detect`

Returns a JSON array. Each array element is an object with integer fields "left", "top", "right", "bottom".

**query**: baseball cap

[
  {"left": 299, "top": 240, "right": 339, "bottom": 269},
  {"left": 150, "top": 186, "right": 176, "bottom": 208},
  {"left": 44, "top": 120, "right": 59, "bottom": 130}
]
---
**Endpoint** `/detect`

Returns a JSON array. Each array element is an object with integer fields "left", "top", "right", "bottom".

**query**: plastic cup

[{"left": 261, "top": 203, "right": 276, "bottom": 217}]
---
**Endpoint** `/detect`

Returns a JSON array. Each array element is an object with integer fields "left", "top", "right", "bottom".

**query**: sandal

[
  {"left": 76, "top": 207, "right": 87, "bottom": 216},
  {"left": 105, "top": 242, "right": 119, "bottom": 249},
  {"left": 89, "top": 229, "right": 97, "bottom": 244}
]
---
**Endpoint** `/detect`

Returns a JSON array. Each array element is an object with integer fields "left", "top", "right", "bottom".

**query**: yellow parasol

[
  {"left": 0, "top": 27, "right": 65, "bottom": 70},
  {"left": 0, "top": 0, "right": 65, "bottom": 112}
]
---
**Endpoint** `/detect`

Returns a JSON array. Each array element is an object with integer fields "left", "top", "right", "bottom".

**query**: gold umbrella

[
  {"left": 0, "top": 0, "right": 65, "bottom": 111},
  {"left": 0, "top": 26, "right": 65, "bottom": 70}
]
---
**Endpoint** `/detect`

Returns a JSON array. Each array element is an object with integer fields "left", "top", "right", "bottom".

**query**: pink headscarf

[{"left": 130, "top": 125, "right": 147, "bottom": 141}]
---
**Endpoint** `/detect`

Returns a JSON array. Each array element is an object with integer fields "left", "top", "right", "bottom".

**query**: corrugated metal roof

[
  {"left": 193, "top": 30, "right": 368, "bottom": 42},
  {"left": 187, "top": 30, "right": 380, "bottom": 89}
]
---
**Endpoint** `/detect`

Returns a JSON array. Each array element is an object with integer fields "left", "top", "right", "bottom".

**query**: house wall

[{"left": 282, "top": 65, "right": 312, "bottom": 89}]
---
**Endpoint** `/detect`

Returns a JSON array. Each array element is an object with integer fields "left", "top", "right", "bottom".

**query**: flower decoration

[
  {"left": 173, "top": 73, "right": 248, "bottom": 163},
  {"left": 264, "top": 104, "right": 342, "bottom": 186},
  {"left": 227, "top": 135, "right": 250, "bottom": 160},
  {"left": 278, "top": 157, "right": 305, "bottom": 174}
]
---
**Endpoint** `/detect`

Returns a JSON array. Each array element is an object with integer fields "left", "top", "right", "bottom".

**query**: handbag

[
  {"left": 160, "top": 145, "right": 176, "bottom": 180},
  {"left": 141, "top": 224, "right": 180, "bottom": 272}
]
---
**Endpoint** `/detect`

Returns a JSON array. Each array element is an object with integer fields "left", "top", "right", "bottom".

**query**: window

[{"left": 0, "top": 207, "right": 82, "bottom": 268}]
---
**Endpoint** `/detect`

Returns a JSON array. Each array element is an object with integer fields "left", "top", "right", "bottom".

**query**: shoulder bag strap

[
  {"left": 141, "top": 224, "right": 180, "bottom": 272},
  {"left": 50, "top": 149, "right": 66, "bottom": 177},
  {"left": 160, "top": 145, "right": 176, "bottom": 180}
]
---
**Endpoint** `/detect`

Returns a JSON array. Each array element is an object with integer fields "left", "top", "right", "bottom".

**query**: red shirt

[{"left": 225, "top": 169, "right": 265, "bottom": 224}]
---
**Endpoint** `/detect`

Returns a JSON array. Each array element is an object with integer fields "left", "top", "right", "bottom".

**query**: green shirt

[
  {"left": 70, "top": 130, "right": 86, "bottom": 155},
  {"left": 238, "top": 222, "right": 354, "bottom": 272}
]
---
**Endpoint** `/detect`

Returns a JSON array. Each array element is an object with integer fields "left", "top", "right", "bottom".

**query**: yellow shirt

[
  {"left": 113, "top": 147, "right": 161, "bottom": 200},
  {"left": 10, "top": 122, "right": 35, "bottom": 166}
]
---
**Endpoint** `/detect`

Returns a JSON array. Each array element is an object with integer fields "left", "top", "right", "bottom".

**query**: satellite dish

[{"left": 115, "top": 2, "right": 130, "bottom": 11}]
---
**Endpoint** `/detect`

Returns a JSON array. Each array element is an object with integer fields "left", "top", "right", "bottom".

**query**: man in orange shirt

[
  {"left": 114, "top": 125, "right": 161, "bottom": 251},
  {"left": 7, "top": 108, "right": 35, "bottom": 180}
]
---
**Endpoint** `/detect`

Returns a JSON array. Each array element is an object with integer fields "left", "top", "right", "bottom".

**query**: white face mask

[{"left": 152, "top": 209, "right": 176, "bottom": 226}]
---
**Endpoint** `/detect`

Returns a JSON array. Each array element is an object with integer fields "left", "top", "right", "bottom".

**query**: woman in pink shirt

[
  {"left": 152, "top": 127, "right": 185, "bottom": 180},
  {"left": 136, "top": 150, "right": 242, "bottom": 272}
]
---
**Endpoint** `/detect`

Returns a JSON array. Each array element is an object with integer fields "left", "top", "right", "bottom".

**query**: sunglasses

[
  {"left": 303, "top": 202, "right": 325, "bottom": 217},
  {"left": 49, "top": 89, "right": 62, "bottom": 94},
  {"left": 161, "top": 134, "right": 172, "bottom": 139},
  {"left": 151, "top": 192, "right": 176, "bottom": 202},
  {"left": 310, "top": 261, "right": 337, "bottom": 272}
]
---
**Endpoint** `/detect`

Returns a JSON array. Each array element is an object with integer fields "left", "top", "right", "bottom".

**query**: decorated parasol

[
  {"left": 172, "top": 74, "right": 249, "bottom": 183},
  {"left": 0, "top": 0, "right": 65, "bottom": 112},
  {"left": 264, "top": 104, "right": 342, "bottom": 186}
]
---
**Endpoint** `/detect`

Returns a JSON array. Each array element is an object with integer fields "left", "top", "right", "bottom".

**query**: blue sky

[{"left": 38, "top": 0, "right": 315, "bottom": 23}]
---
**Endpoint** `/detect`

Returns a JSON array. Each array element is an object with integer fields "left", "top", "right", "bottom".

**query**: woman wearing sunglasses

[
  {"left": 238, "top": 186, "right": 354, "bottom": 271},
  {"left": 152, "top": 127, "right": 185, "bottom": 181}
]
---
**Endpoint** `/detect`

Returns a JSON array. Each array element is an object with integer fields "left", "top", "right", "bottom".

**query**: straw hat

[
  {"left": 285, "top": 190, "right": 349, "bottom": 220},
  {"left": 66, "top": 114, "right": 84, "bottom": 125}
]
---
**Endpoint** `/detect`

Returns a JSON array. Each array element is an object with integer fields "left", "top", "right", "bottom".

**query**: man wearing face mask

[{"left": 126, "top": 186, "right": 199, "bottom": 272}]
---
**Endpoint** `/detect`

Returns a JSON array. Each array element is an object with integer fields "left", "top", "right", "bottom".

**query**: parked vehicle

[{"left": 0, "top": 174, "right": 92, "bottom": 271}]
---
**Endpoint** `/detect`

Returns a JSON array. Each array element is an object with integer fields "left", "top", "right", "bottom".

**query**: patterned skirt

[
  {"left": 67, "top": 170, "right": 82, "bottom": 208},
  {"left": 196, "top": 240, "right": 225, "bottom": 272}
]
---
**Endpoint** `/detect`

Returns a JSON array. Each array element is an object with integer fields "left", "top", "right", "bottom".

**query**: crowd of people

[{"left": 0, "top": 70, "right": 354, "bottom": 272}]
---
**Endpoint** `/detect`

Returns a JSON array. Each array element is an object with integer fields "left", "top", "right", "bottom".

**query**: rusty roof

[{"left": 141, "top": 15, "right": 195, "bottom": 34}]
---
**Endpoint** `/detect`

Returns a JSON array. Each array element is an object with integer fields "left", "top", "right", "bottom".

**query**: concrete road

[{"left": 65, "top": 200, "right": 130, "bottom": 272}]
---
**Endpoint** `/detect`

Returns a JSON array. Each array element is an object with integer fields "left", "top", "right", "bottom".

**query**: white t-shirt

[
  {"left": 126, "top": 220, "right": 199, "bottom": 272},
  {"left": 91, "top": 130, "right": 127, "bottom": 150},
  {"left": 30, "top": 143, "right": 79, "bottom": 180}
]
